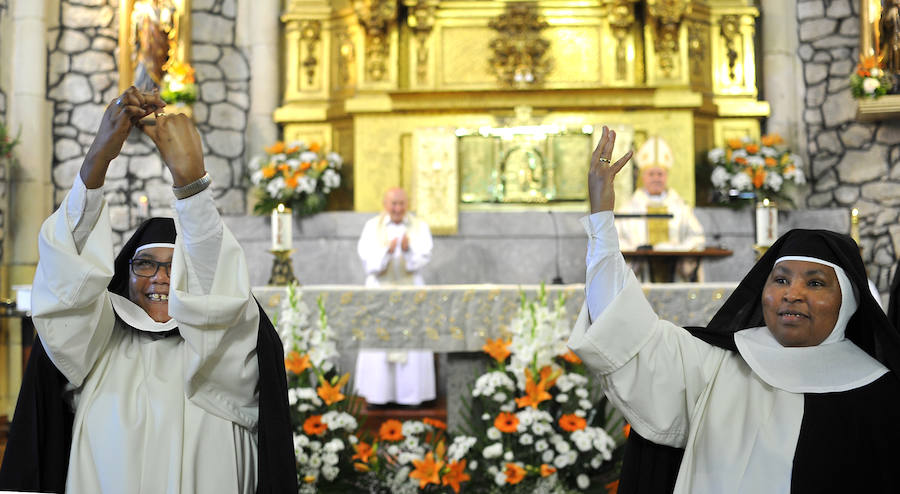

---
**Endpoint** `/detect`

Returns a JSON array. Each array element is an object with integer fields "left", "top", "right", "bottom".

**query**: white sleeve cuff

[
  {"left": 581, "top": 211, "right": 620, "bottom": 266},
  {"left": 174, "top": 188, "right": 222, "bottom": 244}
]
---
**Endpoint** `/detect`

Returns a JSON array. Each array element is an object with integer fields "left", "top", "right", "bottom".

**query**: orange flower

[
  {"left": 727, "top": 138, "right": 743, "bottom": 150},
  {"left": 303, "top": 415, "right": 328, "bottom": 436},
  {"left": 354, "top": 462, "right": 370, "bottom": 472},
  {"left": 409, "top": 452, "right": 444, "bottom": 488},
  {"left": 744, "top": 144, "right": 759, "bottom": 154},
  {"left": 752, "top": 168, "right": 766, "bottom": 189},
  {"left": 285, "top": 175, "right": 299, "bottom": 188},
  {"left": 734, "top": 156, "right": 748, "bottom": 165},
  {"left": 764, "top": 157, "right": 777, "bottom": 167},
  {"left": 504, "top": 463, "right": 526, "bottom": 484},
  {"left": 315, "top": 160, "right": 329, "bottom": 172},
  {"left": 379, "top": 419, "right": 404, "bottom": 442},
  {"left": 515, "top": 366, "right": 560, "bottom": 409},
  {"left": 482, "top": 337, "right": 512, "bottom": 362},
  {"left": 300, "top": 161, "right": 312, "bottom": 171},
  {"left": 443, "top": 459, "right": 471, "bottom": 493},
  {"left": 317, "top": 373, "right": 350, "bottom": 406},
  {"left": 560, "top": 350, "right": 582, "bottom": 364},
  {"left": 308, "top": 142, "right": 321, "bottom": 153},
  {"left": 540, "top": 464, "right": 557, "bottom": 477},
  {"left": 494, "top": 411, "right": 520, "bottom": 433},
  {"left": 424, "top": 417, "right": 447, "bottom": 430},
  {"left": 266, "top": 141, "right": 285, "bottom": 154},
  {"left": 261, "top": 164, "right": 276, "bottom": 179},
  {"left": 352, "top": 441, "right": 375, "bottom": 463},
  {"left": 761, "top": 134, "right": 783, "bottom": 147},
  {"left": 606, "top": 479, "right": 620, "bottom": 494},
  {"left": 861, "top": 55, "right": 878, "bottom": 70},
  {"left": 285, "top": 351, "right": 311, "bottom": 374},
  {"left": 285, "top": 145, "right": 300, "bottom": 154},
  {"left": 277, "top": 163, "right": 289, "bottom": 172},
  {"left": 623, "top": 423, "right": 631, "bottom": 438},
  {"left": 559, "top": 413, "right": 587, "bottom": 432}
]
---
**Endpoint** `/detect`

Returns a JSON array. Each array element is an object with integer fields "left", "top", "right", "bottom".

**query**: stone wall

[
  {"left": 798, "top": 0, "right": 900, "bottom": 290},
  {"left": 0, "top": 0, "right": 8, "bottom": 265},
  {"left": 47, "top": 0, "right": 250, "bottom": 246}
]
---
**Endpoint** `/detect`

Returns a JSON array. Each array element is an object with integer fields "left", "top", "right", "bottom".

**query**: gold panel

[
  {"left": 710, "top": 11, "right": 758, "bottom": 97},
  {"left": 118, "top": 0, "right": 192, "bottom": 93},
  {"left": 712, "top": 118, "right": 761, "bottom": 148},
  {"left": 459, "top": 136, "right": 500, "bottom": 202},
  {"left": 543, "top": 27, "right": 602, "bottom": 84},
  {"left": 438, "top": 26, "right": 494, "bottom": 86},
  {"left": 412, "top": 129, "right": 459, "bottom": 234}
]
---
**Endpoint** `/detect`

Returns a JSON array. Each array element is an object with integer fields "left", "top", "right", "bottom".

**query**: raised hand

[
  {"left": 401, "top": 234, "right": 410, "bottom": 252},
  {"left": 588, "top": 125, "right": 633, "bottom": 214},
  {"left": 139, "top": 113, "right": 206, "bottom": 187},
  {"left": 80, "top": 87, "right": 165, "bottom": 188}
]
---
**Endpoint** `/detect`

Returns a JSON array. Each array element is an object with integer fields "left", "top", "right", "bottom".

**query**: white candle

[
  {"left": 138, "top": 195, "right": 149, "bottom": 218},
  {"left": 850, "top": 207, "right": 860, "bottom": 245},
  {"left": 755, "top": 199, "right": 778, "bottom": 246},
  {"left": 271, "top": 204, "right": 292, "bottom": 250}
]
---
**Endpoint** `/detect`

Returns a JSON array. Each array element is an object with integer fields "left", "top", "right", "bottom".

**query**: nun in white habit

[{"left": 568, "top": 126, "right": 900, "bottom": 493}]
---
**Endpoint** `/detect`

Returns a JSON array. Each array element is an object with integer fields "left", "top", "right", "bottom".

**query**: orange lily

[
  {"left": 764, "top": 157, "right": 777, "bottom": 167},
  {"left": 409, "top": 452, "right": 444, "bottom": 488},
  {"left": 261, "top": 164, "right": 276, "bottom": 179},
  {"left": 540, "top": 464, "right": 557, "bottom": 477},
  {"left": 317, "top": 373, "right": 350, "bottom": 406},
  {"left": 285, "top": 351, "right": 311, "bottom": 374},
  {"left": 352, "top": 441, "right": 375, "bottom": 463},
  {"left": 285, "top": 145, "right": 300, "bottom": 154},
  {"left": 727, "top": 138, "right": 743, "bottom": 150},
  {"left": 504, "top": 463, "right": 526, "bottom": 484},
  {"left": 300, "top": 161, "right": 312, "bottom": 171},
  {"left": 266, "top": 141, "right": 286, "bottom": 154},
  {"left": 560, "top": 350, "right": 582, "bottom": 364},
  {"left": 308, "top": 142, "right": 321, "bottom": 153},
  {"left": 744, "top": 144, "right": 759, "bottom": 154},
  {"left": 623, "top": 423, "right": 632, "bottom": 438},
  {"left": 423, "top": 417, "right": 447, "bottom": 430},
  {"left": 606, "top": 479, "right": 620, "bottom": 494},
  {"left": 443, "top": 459, "right": 471, "bottom": 493},
  {"left": 752, "top": 168, "right": 766, "bottom": 189},
  {"left": 515, "top": 366, "right": 560, "bottom": 409},
  {"left": 482, "top": 337, "right": 512, "bottom": 362}
]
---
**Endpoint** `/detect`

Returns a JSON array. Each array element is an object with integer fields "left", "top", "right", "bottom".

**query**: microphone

[{"left": 548, "top": 210, "right": 563, "bottom": 285}]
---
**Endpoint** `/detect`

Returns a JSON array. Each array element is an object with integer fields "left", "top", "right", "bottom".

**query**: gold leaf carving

[
  {"left": 300, "top": 20, "right": 321, "bottom": 86},
  {"left": 719, "top": 15, "right": 740, "bottom": 81},
  {"left": 488, "top": 3, "right": 553, "bottom": 86},
  {"left": 353, "top": 0, "right": 397, "bottom": 82},
  {"left": 647, "top": 0, "right": 688, "bottom": 76}
]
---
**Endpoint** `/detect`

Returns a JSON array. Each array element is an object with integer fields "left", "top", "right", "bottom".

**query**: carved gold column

[
  {"left": 644, "top": 0, "right": 690, "bottom": 85},
  {"left": 353, "top": 0, "right": 398, "bottom": 85},
  {"left": 708, "top": 2, "right": 768, "bottom": 146},
  {"left": 403, "top": 0, "right": 438, "bottom": 88},
  {"left": 604, "top": 0, "right": 642, "bottom": 86}
]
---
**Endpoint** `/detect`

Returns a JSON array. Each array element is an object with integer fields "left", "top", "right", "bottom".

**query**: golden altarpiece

[{"left": 276, "top": 0, "right": 768, "bottom": 233}]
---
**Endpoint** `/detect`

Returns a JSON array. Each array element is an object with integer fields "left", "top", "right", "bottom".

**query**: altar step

[{"left": 357, "top": 396, "right": 447, "bottom": 439}]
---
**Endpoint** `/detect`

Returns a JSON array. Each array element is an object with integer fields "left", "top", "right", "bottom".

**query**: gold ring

[{"left": 598, "top": 157, "right": 611, "bottom": 163}]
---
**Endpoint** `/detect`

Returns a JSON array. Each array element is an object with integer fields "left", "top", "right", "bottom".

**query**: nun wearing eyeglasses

[
  {"left": 568, "top": 126, "right": 900, "bottom": 493},
  {"left": 0, "top": 87, "right": 295, "bottom": 493}
]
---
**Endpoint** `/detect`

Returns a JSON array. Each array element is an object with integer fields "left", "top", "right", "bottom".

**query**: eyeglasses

[{"left": 129, "top": 258, "right": 172, "bottom": 278}]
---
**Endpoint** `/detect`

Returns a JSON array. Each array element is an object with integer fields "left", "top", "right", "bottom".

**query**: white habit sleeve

[
  {"left": 568, "top": 212, "right": 724, "bottom": 447},
  {"left": 357, "top": 218, "right": 390, "bottom": 276},
  {"left": 403, "top": 221, "right": 432, "bottom": 273}
]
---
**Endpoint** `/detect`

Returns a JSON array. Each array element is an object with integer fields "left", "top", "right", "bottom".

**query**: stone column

[
  {"left": 4, "top": 0, "right": 53, "bottom": 415},
  {"left": 242, "top": 0, "right": 279, "bottom": 187},
  {"left": 760, "top": 0, "right": 803, "bottom": 148}
]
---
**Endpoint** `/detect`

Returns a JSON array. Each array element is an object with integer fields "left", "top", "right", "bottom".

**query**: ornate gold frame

[{"left": 117, "top": 0, "right": 192, "bottom": 94}]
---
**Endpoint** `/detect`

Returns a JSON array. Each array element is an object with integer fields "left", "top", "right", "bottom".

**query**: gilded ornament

[
  {"left": 405, "top": 0, "right": 438, "bottom": 84},
  {"left": 299, "top": 20, "right": 321, "bottom": 86},
  {"left": 719, "top": 15, "right": 740, "bottom": 81},
  {"left": 353, "top": 0, "right": 397, "bottom": 82},
  {"left": 688, "top": 21, "right": 707, "bottom": 79},
  {"left": 487, "top": 2, "right": 553, "bottom": 86},
  {"left": 376, "top": 327, "right": 391, "bottom": 341},
  {"left": 608, "top": 0, "right": 636, "bottom": 82},
  {"left": 646, "top": 0, "right": 688, "bottom": 76}
]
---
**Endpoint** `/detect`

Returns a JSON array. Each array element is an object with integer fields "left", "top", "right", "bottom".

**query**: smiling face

[
  {"left": 383, "top": 188, "right": 408, "bottom": 224},
  {"left": 128, "top": 246, "right": 174, "bottom": 323},
  {"left": 641, "top": 166, "right": 668, "bottom": 196},
  {"left": 761, "top": 260, "right": 843, "bottom": 347}
]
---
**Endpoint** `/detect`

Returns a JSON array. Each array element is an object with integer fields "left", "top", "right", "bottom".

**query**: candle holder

[{"left": 268, "top": 249, "right": 297, "bottom": 285}]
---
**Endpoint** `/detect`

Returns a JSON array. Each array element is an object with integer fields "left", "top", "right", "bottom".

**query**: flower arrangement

[
  {"left": 452, "top": 286, "right": 625, "bottom": 493},
  {"left": 707, "top": 134, "right": 805, "bottom": 206},
  {"left": 278, "top": 283, "right": 363, "bottom": 493},
  {"left": 249, "top": 140, "right": 343, "bottom": 216},
  {"left": 0, "top": 120, "right": 20, "bottom": 159},
  {"left": 850, "top": 55, "right": 893, "bottom": 99},
  {"left": 160, "top": 59, "right": 197, "bottom": 104}
]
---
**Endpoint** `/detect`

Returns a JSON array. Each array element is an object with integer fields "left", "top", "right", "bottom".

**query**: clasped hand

[{"left": 80, "top": 86, "right": 206, "bottom": 189}]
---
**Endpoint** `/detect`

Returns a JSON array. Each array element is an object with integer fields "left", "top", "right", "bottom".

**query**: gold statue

[
  {"left": 130, "top": 0, "right": 177, "bottom": 90},
  {"left": 881, "top": 0, "right": 900, "bottom": 75}
]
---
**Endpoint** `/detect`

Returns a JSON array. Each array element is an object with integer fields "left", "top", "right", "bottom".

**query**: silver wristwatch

[{"left": 172, "top": 172, "right": 212, "bottom": 200}]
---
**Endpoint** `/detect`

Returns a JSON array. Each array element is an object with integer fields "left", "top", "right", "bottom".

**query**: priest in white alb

[{"left": 354, "top": 187, "right": 436, "bottom": 406}]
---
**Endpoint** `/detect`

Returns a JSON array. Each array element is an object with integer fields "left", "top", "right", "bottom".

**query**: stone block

[
  {"left": 826, "top": 0, "right": 852, "bottom": 18},
  {"left": 805, "top": 82, "right": 827, "bottom": 107},
  {"left": 876, "top": 124, "right": 900, "bottom": 145},
  {"left": 808, "top": 191, "right": 834, "bottom": 207},
  {"left": 209, "top": 102, "right": 246, "bottom": 131},
  {"left": 108, "top": 204, "right": 130, "bottom": 228},
  {"left": 56, "top": 126, "right": 77, "bottom": 138},
  {"left": 812, "top": 51, "right": 833, "bottom": 63},
  {"left": 200, "top": 81, "right": 226, "bottom": 103},
  {"left": 839, "top": 123, "right": 875, "bottom": 149},
  {"left": 72, "top": 51, "right": 115, "bottom": 73},
  {"left": 892, "top": 158, "right": 900, "bottom": 179},
  {"left": 48, "top": 52, "right": 71, "bottom": 88},
  {"left": 798, "top": 44, "right": 815, "bottom": 61},
  {"left": 861, "top": 182, "right": 900, "bottom": 205},
  {"left": 799, "top": 18, "right": 837, "bottom": 42},
  {"left": 804, "top": 63, "right": 828, "bottom": 84},
  {"left": 193, "top": 102, "right": 209, "bottom": 124},
  {"left": 812, "top": 35, "right": 857, "bottom": 49},
  {"left": 192, "top": 12, "right": 234, "bottom": 45},
  {"left": 90, "top": 73, "right": 113, "bottom": 94},
  {"left": 55, "top": 138, "right": 82, "bottom": 162},
  {"left": 49, "top": 73, "right": 92, "bottom": 104},
  {"left": 814, "top": 169, "right": 838, "bottom": 190},
  {"left": 53, "top": 112, "right": 70, "bottom": 126},
  {"left": 837, "top": 147, "right": 888, "bottom": 183},
  {"left": 62, "top": 4, "right": 114, "bottom": 29},
  {"left": 826, "top": 76, "right": 850, "bottom": 93},
  {"left": 193, "top": 0, "right": 216, "bottom": 10},
  {"left": 107, "top": 156, "right": 128, "bottom": 179},
  {"left": 822, "top": 92, "right": 856, "bottom": 127},
  {"left": 58, "top": 28, "right": 90, "bottom": 53},
  {"left": 815, "top": 130, "right": 842, "bottom": 154},
  {"left": 194, "top": 62, "right": 224, "bottom": 81},
  {"left": 839, "top": 18, "right": 859, "bottom": 36},
  {"left": 193, "top": 44, "right": 221, "bottom": 63},
  {"left": 798, "top": 0, "right": 825, "bottom": 20},
  {"left": 227, "top": 91, "right": 250, "bottom": 110},
  {"left": 829, "top": 59, "right": 853, "bottom": 76},
  {"left": 223, "top": 0, "right": 237, "bottom": 19},
  {"left": 71, "top": 103, "right": 106, "bottom": 132},
  {"left": 92, "top": 37, "right": 116, "bottom": 52},
  {"left": 834, "top": 185, "right": 859, "bottom": 204},
  {"left": 205, "top": 155, "right": 233, "bottom": 185},
  {"left": 53, "top": 158, "right": 82, "bottom": 188},
  {"left": 205, "top": 129, "right": 244, "bottom": 159},
  {"left": 220, "top": 47, "right": 250, "bottom": 81},
  {"left": 129, "top": 153, "right": 164, "bottom": 179},
  {"left": 215, "top": 188, "right": 246, "bottom": 215},
  {"left": 889, "top": 225, "right": 900, "bottom": 264}
]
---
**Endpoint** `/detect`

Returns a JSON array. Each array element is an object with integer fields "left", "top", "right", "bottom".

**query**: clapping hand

[
  {"left": 588, "top": 125, "right": 633, "bottom": 214},
  {"left": 139, "top": 113, "right": 206, "bottom": 187},
  {"left": 80, "top": 87, "right": 165, "bottom": 188}
]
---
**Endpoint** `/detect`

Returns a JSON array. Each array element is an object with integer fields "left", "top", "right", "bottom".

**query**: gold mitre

[{"left": 635, "top": 136, "right": 674, "bottom": 170}]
